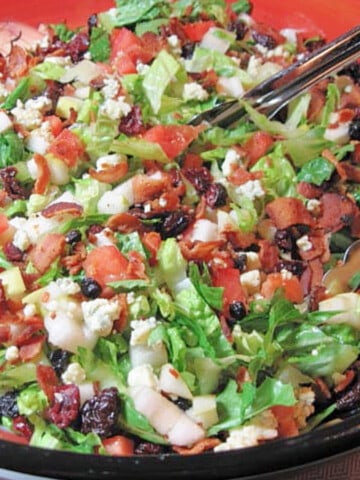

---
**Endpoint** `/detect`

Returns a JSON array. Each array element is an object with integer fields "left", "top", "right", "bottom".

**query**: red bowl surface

[{"left": 0, "top": 0, "right": 359, "bottom": 40}]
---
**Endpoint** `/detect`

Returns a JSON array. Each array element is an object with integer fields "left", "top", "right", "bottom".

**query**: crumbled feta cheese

[
  {"left": 344, "top": 85, "right": 353, "bottom": 93},
  {"left": 306, "top": 198, "right": 321, "bottom": 214},
  {"left": 45, "top": 55, "right": 72, "bottom": 66},
  {"left": 99, "top": 97, "right": 132, "bottom": 121},
  {"left": 296, "top": 235, "right": 312, "bottom": 252},
  {"left": 26, "top": 121, "right": 54, "bottom": 154},
  {"left": 159, "top": 197, "right": 167, "bottom": 208},
  {"left": 143, "top": 203, "right": 152, "bottom": 213},
  {"left": 94, "top": 227, "right": 116, "bottom": 247},
  {"left": 61, "top": 362, "right": 86, "bottom": 385},
  {"left": 102, "top": 76, "right": 121, "bottom": 99},
  {"left": 9, "top": 214, "right": 62, "bottom": 245},
  {"left": 23, "top": 303, "right": 37, "bottom": 318},
  {"left": 167, "top": 34, "right": 180, "bottom": 49},
  {"left": 280, "top": 268, "right": 293, "bottom": 281},
  {"left": 55, "top": 278, "right": 81, "bottom": 296},
  {"left": 214, "top": 410, "right": 278, "bottom": 451},
  {"left": 294, "top": 386, "right": 315, "bottom": 429},
  {"left": 280, "top": 28, "right": 299, "bottom": 44},
  {"left": 81, "top": 298, "right": 121, "bottom": 337},
  {"left": 136, "top": 62, "right": 150, "bottom": 75},
  {"left": 235, "top": 179, "right": 265, "bottom": 201},
  {"left": 240, "top": 269, "right": 261, "bottom": 295},
  {"left": 96, "top": 153, "right": 125, "bottom": 171},
  {"left": 128, "top": 364, "right": 159, "bottom": 390},
  {"left": 0, "top": 84, "right": 9, "bottom": 102},
  {"left": 0, "top": 111, "right": 13, "bottom": 133},
  {"left": 5, "top": 346, "right": 20, "bottom": 362},
  {"left": 12, "top": 229, "right": 31, "bottom": 252},
  {"left": 324, "top": 112, "right": 351, "bottom": 144},
  {"left": 25, "top": 96, "right": 52, "bottom": 113},
  {"left": 130, "top": 317, "right": 158, "bottom": 346},
  {"left": 183, "top": 82, "right": 209, "bottom": 102},
  {"left": 222, "top": 148, "right": 242, "bottom": 176},
  {"left": 247, "top": 55, "right": 263, "bottom": 78},
  {"left": 11, "top": 100, "right": 43, "bottom": 130}
]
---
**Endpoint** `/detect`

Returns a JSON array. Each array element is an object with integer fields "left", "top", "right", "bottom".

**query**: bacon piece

[
  {"left": 296, "top": 181, "right": 323, "bottom": 199},
  {"left": 106, "top": 212, "right": 142, "bottom": 233},
  {"left": 172, "top": 437, "right": 221, "bottom": 455},
  {"left": 318, "top": 192, "right": 357, "bottom": 232},
  {"left": 36, "top": 364, "right": 60, "bottom": 402},
  {"left": 258, "top": 239, "right": 279, "bottom": 272},
  {"left": 132, "top": 174, "right": 168, "bottom": 204},
  {"left": 41, "top": 201, "right": 83, "bottom": 218},
  {"left": 19, "top": 335, "right": 45, "bottom": 362},
  {"left": 179, "top": 240, "right": 222, "bottom": 262},
  {"left": 28, "top": 233, "right": 65, "bottom": 274},
  {"left": 265, "top": 197, "right": 314, "bottom": 230},
  {"left": 89, "top": 162, "right": 129, "bottom": 184},
  {"left": 33, "top": 153, "right": 51, "bottom": 195},
  {"left": 8, "top": 44, "right": 29, "bottom": 78}
]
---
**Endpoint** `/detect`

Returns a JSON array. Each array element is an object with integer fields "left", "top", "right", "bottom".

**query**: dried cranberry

[
  {"left": 274, "top": 229, "right": 294, "bottom": 252},
  {"left": 205, "top": 182, "right": 227, "bottom": 208},
  {"left": 88, "top": 14, "right": 98, "bottom": 33},
  {"left": 336, "top": 374, "right": 360, "bottom": 412},
  {"left": 339, "top": 61, "right": 360, "bottom": 84},
  {"left": 157, "top": 211, "right": 192, "bottom": 239},
  {"left": 80, "top": 387, "right": 120, "bottom": 438},
  {"left": 12, "top": 415, "right": 33, "bottom": 440},
  {"left": 0, "top": 391, "right": 19, "bottom": 418},
  {"left": 305, "top": 38, "right": 326, "bottom": 53},
  {"left": 46, "top": 384, "right": 80, "bottom": 428},
  {"left": 80, "top": 277, "right": 102, "bottom": 299},
  {"left": 229, "top": 301, "right": 247, "bottom": 321},
  {"left": 275, "top": 260, "right": 305, "bottom": 277},
  {"left": 349, "top": 119, "right": 360, "bottom": 141},
  {"left": 65, "top": 229, "right": 82, "bottom": 244},
  {"left": 119, "top": 105, "right": 145, "bottom": 136},
  {"left": 0, "top": 167, "right": 30, "bottom": 200},
  {"left": 135, "top": 442, "right": 167, "bottom": 455},
  {"left": 44, "top": 80, "right": 64, "bottom": 111},
  {"left": 49, "top": 349, "right": 72, "bottom": 377},
  {"left": 233, "top": 253, "right": 247, "bottom": 271},
  {"left": 173, "top": 397, "right": 192, "bottom": 411},
  {"left": 252, "top": 30, "right": 277, "bottom": 49},
  {"left": 3, "top": 242, "right": 24, "bottom": 261},
  {"left": 66, "top": 33, "right": 89, "bottom": 62},
  {"left": 184, "top": 167, "right": 212, "bottom": 194},
  {"left": 228, "top": 20, "right": 248, "bottom": 40},
  {"left": 181, "top": 42, "right": 195, "bottom": 59}
]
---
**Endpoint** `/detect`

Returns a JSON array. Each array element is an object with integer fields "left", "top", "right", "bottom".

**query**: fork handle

[{"left": 190, "top": 25, "right": 360, "bottom": 128}]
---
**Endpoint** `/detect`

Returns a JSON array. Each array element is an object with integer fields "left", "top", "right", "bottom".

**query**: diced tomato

[
  {"left": 243, "top": 131, "right": 274, "bottom": 167},
  {"left": 182, "top": 21, "right": 217, "bottom": 42},
  {"left": 211, "top": 266, "right": 247, "bottom": 315},
  {"left": 110, "top": 27, "right": 154, "bottom": 73},
  {"left": 46, "top": 115, "right": 63, "bottom": 137},
  {"left": 102, "top": 435, "right": 134, "bottom": 456},
  {"left": 142, "top": 125, "right": 204, "bottom": 160},
  {"left": 183, "top": 153, "right": 203, "bottom": 169},
  {"left": 83, "top": 245, "right": 131, "bottom": 288},
  {"left": 0, "top": 213, "right": 9, "bottom": 235},
  {"left": 261, "top": 272, "right": 304, "bottom": 304},
  {"left": 271, "top": 406, "right": 299, "bottom": 438},
  {"left": 48, "top": 129, "right": 85, "bottom": 167}
]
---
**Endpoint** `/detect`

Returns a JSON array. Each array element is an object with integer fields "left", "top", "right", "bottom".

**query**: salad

[{"left": 0, "top": 0, "right": 359, "bottom": 457}]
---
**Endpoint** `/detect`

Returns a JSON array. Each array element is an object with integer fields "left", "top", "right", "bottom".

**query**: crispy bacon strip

[
  {"left": 265, "top": 197, "right": 314, "bottom": 229},
  {"left": 28, "top": 233, "right": 65, "bottom": 274},
  {"left": 106, "top": 212, "right": 142, "bottom": 233},
  {"left": 318, "top": 192, "right": 357, "bottom": 232},
  {"left": 41, "top": 201, "right": 83, "bottom": 218},
  {"left": 172, "top": 437, "right": 221, "bottom": 455},
  {"left": 89, "top": 162, "right": 129, "bottom": 184},
  {"left": 33, "top": 153, "right": 51, "bottom": 195}
]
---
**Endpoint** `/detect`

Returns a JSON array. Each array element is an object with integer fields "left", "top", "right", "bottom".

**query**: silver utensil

[
  {"left": 323, "top": 239, "right": 360, "bottom": 295},
  {"left": 189, "top": 25, "right": 360, "bottom": 128}
]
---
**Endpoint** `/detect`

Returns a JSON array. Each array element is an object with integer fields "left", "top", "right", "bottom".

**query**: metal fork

[{"left": 189, "top": 25, "right": 360, "bottom": 128}]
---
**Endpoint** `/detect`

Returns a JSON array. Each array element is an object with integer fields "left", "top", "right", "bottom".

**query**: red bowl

[
  {"left": 0, "top": 2, "right": 359, "bottom": 480},
  {"left": 0, "top": 0, "right": 359, "bottom": 40}
]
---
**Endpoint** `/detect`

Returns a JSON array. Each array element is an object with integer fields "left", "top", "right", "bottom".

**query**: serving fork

[{"left": 189, "top": 25, "right": 360, "bottom": 128}]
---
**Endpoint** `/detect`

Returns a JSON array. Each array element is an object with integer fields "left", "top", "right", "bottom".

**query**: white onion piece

[{"left": 159, "top": 363, "right": 193, "bottom": 400}]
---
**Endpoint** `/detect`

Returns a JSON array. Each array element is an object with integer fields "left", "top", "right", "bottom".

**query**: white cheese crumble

[
  {"left": 11, "top": 100, "right": 43, "bottom": 130},
  {"left": 55, "top": 278, "right": 81, "bottom": 296},
  {"left": 5, "top": 345, "right": 20, "bottom": 362},
  {"left": 240, "top": 269, "right": 261, "bottom": 295},
  {"left": 296, "top": 235, "right": 312, "bottom": 252},
  {"left": 222, "top": 148, "right": 242, "bottom": 176},
  {"left": 102, "top": 76, "right": 121, "bottom": 99},
  {"left": 127, "top": 364, "right": 159, "bottom": 390},
  {"left": 23, "top": 303, "right": 37, "bottom": 318},
  {"left": 324, "top": 111, "right": 351, "bottom": 144},
  {"left": 235, "top": 179, "right": 265, "bottom": 201},
  {"left": 81, "top": 298, "right": 121, "bottom": 337},
  {"left": 99, "top": 97, "right": 132, "bottom": 121},
  {"left": 130, "top": 317, "right": 158, "bottom": 346},
  {"left": 96, "top": 153, "right": 125, "bottom": 171},
  {"left": 12, "top": 229, "right": 31, "bottom": 252},
  {"left": 0, "top": 111, "right": 13, "bottom": 133},
  {"left": 214, "top": 410, "right": 278, "bottom": 451},
  {"left": 61, "top": 362, "right": 86, "bottom": 385},
  {"left": 26, "top": 120, "right": 54, "bottom": 154},
  {"left": 183, "top": 82, "right": 209, "bottom": 102},
  {"left": 306, "top": 198, "right": 321, "bottom": 214}
]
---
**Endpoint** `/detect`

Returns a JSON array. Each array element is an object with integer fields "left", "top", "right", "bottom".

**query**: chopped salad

[{"left": 0, "top": 0, "right": 359, "bottom": 456}]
